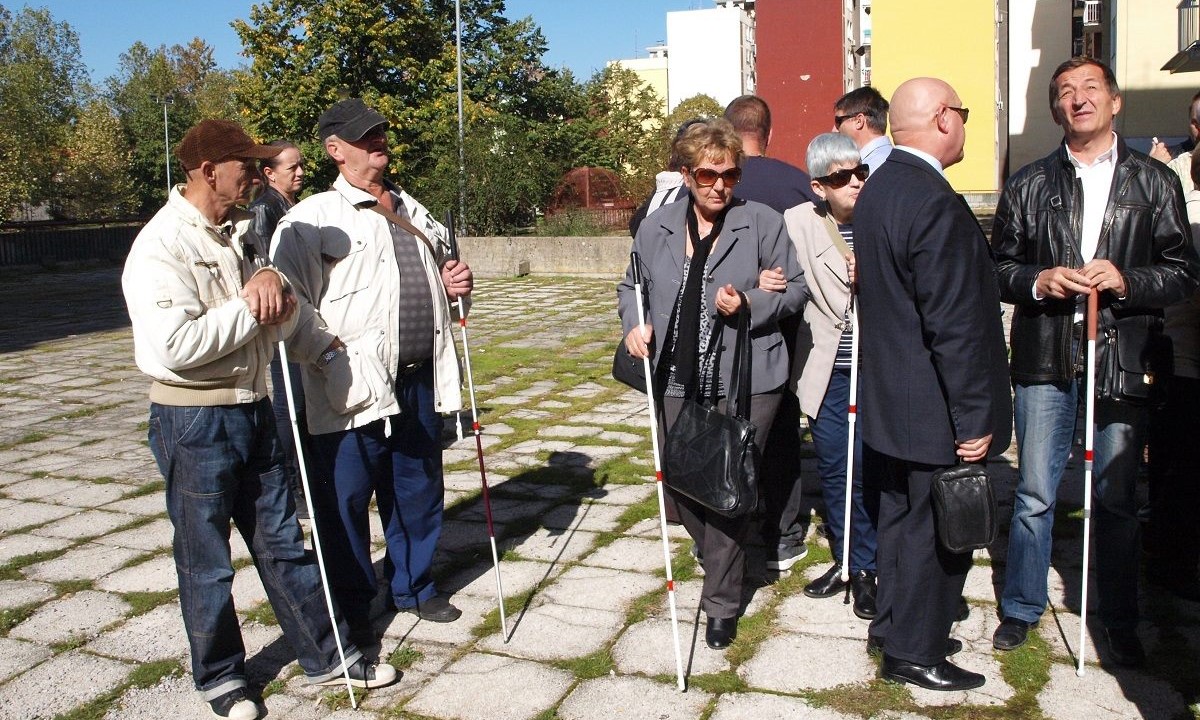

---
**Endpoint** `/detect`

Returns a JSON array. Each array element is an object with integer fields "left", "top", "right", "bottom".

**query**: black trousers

[
  {"left": 1146, "top": 376, "right": 1200, "bottom": 578},
  {"left": 660, "top": 392, "right": 781, "bottom": 618},
  {"left": 757, "top": 389, "right": 808, "bottom": 549},
  {"left": 864, "top": 445, "right": 972, "bottom": 666}
]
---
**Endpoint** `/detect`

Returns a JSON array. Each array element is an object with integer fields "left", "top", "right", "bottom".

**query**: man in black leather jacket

[{"left": 990, "top": 57, "right": 1200, "bottom": 667}]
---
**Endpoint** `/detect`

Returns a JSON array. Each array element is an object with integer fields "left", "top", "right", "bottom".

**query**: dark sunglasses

[
  {"left": 689, "top": 166, "right": 742, "bottom": 187},
  {"left": 815, "top": 164, "right": 869, "bottom": 189},
  {"left": 944, "top": 105, "right": 969, "bottom": 124},
  {"left": 834, "top": 112, "right": 861, "bottom": 127}
]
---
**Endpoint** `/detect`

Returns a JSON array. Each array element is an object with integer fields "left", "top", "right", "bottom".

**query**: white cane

[
  {"left": 629, "top": 252, "right": 687, "bottom": 691},
  {"left": 1077, "top": 289, "right": 1099, "bottom": 676},
  {"left": 443, "top": 211, "right": 509, "bottom": 641},
  {"left": 276, "top": 335, "right": 357, "bottom": 706},
  {"left": 841, "top": 293, "right": 859, "bottom": 592}
]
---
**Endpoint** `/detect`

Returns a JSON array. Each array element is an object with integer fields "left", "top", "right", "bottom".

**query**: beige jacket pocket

[{"left": 319, "top": 342, "right": 374, "bottom": 416}]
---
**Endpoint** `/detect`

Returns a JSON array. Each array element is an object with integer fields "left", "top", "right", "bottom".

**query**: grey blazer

[
  {"left": 783, "top": 202, "right": 852, "bottom": 418},
  {"left": 617, "top": 197, "right": 807, "bottom": 395}
]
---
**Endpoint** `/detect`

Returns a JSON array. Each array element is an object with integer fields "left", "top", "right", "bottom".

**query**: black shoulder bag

[
  {"left": 663, "top": 297, "right": 760, "bottom": 518},
  {"left": 931, "top": 462, "right": 999, "bottom": 553}
]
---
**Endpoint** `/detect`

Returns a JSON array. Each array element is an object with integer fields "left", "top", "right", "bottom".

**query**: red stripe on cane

[
  {"left": 459, "top": 318, "right": 467, "bottom": 327},
  {"left": 656, "top": 470, "right": 663, "bottom": 482},
  {"left": 848, "top": 405, "right": 857, "bottom": 413},
  {"left": 1085, "top": 450, "right": 1094, "bottom": 461},
  {"left": 473, "top": 422, "right": 481, "bottom": 431},
  {"left": 667, "top": 580, "right": 674, "bottom": 591}
]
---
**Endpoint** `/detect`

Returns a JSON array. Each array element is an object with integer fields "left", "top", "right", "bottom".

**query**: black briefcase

[{"left": 930, "top": 463, "right": 998, "bottom": 553}]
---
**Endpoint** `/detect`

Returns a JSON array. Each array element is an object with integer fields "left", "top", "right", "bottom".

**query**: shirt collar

[
  {"left": 1065, "top": 132, "right": 1118, "bottom": 169},
  {"left": 894, "top": 145, "right": 944, "bottom": 176}
]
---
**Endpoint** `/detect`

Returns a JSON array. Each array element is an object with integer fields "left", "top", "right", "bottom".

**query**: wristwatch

[{"left": 316, "top": 344, "right": 345, "bottom": 369}]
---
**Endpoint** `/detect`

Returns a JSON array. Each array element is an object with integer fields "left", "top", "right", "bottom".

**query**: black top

[{"left": 733, "top": 155, "right": 820, "bottom": 213}]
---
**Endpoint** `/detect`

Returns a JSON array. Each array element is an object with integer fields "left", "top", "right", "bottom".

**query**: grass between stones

[
  {"left": 552, "top": 648, "right": 615, "bottom": 679},
  {"left": 243, "top": 601, "right": 278, "bottom": 627},
  {"left": 52, "top": 579, "right": 93, "bottom": 595},
  {"left": 388, "top": 645, "right": 424, "bottom": 670},
  {"left": 50, "top": 402, "right": 125, "bottom": 422},
  {"left": 0, "top": 601, "right": 40, "bottom": 637},
  {"left": 0, "top": 431, "right": 49, "bottom": 451},
  {"left": 0, "top": 548, "right": 70, "bottom": 581},
  {"left": 51, "top": 658, "right": 181, "bottom": 720},
  {"left": 119, "top": 479, "right": 165, "bottom": 499},
  {"left": 121, "top": 590, "right": 178, "bottom": 617}
]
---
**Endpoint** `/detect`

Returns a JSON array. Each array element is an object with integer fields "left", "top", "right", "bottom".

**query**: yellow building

[
  {"left": 869, "top": 1, "right": 999, "bottom": 193},
  {"left": 612, "top": 45, "right": 671, "bottom": 118}
]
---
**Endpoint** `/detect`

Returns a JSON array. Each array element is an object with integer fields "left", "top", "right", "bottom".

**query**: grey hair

[{"left": 805, "top": 132, "right": 861, "bottom": 179}]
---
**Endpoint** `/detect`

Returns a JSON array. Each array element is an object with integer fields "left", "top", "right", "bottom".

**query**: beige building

[{"left": 611, "top": 44, "right": 670, "bottom": 116}]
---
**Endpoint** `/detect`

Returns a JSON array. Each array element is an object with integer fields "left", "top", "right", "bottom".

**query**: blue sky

[{"left": 27, "top": 0, "right": 704, "bottom": 84}]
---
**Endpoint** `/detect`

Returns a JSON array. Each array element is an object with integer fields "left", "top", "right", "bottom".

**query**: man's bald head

[{"left": 889, "top": 77, "right": 967, "bottom": 168}]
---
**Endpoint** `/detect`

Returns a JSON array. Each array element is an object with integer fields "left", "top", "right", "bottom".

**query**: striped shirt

[{"left": 833, "top": 224, "right": 856, "bottom": 370}]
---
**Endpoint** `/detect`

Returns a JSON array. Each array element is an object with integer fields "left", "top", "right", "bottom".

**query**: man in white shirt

[
  {"left": 834, "top": 86, "right": 893, "bottom": 175},
  {"left": 991, "top": 58, "right": 1199, "bottom": 666}
]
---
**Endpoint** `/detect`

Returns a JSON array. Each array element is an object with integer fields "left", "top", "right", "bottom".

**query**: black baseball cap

[{"left": 318, "top": 98, "right": 389, "bottom": 142}]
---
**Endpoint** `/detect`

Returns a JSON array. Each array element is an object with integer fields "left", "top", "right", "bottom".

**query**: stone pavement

[{"left": 0, "top": 266, "right": 1198, "bottom": 720}]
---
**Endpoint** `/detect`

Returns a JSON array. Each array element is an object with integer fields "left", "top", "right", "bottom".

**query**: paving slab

[
  {"left": 4, "top": 477, "right": 128, "bottom": 507},
  {"left": 103, "top": 674, "right": 222, "bottom": 720},
  {"left": 379, "top": 591, "right": 493, "bottom": 647},
  {"left": 94, "top": 517, "right": 173, "bottom": 551},
  {"left": 9, "top": 590, "right": 132, "bottom": 645},
  {"left": 0, "top": 637, "right": 52, "bottom": 683},
  {"left": 774, "top": 587, "right": 873, "bottom": 639},
  {"left": 100, "top": 492, "right": 167, "bottom": 517},
  {"left": 0, "top": 579, "right": 55, "bottom": 610},
  {"left": 95, "top": 553, "right": 177, "bottom": 594},
  {"left": 443, "top": 558, "right": 555, "bottom": 600},
  {"left": 504, "top": 525, "right": 598, "bottom": 565},
  {"left": 741, "top": 633, "right": 875, "bottom": 691},
  {"left": 541, "top": 501, "right": 627, "bottom": 533},
  {"left": 590, "top": 482, "right": 655, "bottom": 506},
  {"left": 1038, "top": 661, "right": 1189, "bottom": 719},
  {"left": 21, "top": 542, "right": 142, "bottom": 583},
  {"left": 536, "top": 565, "right": 661, "bottom": 612},
  {"left": 88, "top": 603, "right": 189, "bottom": 663},
  {"left": 557, "top": 675, "right": 712, "bottom": 720},
  {"left": 580, "top": 536, "right": 665, "bottom": 573},
  {"left": 480, "top": 601, "right": 626, "bottom": 660},
  {"left": 31, "top": 508, "right": 140, "bottom": 540},
  {"left": 612, "top": 617, "right": 730, "bottom": 677},
  {"left": 709, "top": 692, "right": 859, "bottom": 720},
  {"left": 404, "top": 651, "right": 574, "bottom": 720},
  {"left": 0, "top": 500, "right": 77, "bottom": 533},
  {"left": 0, "top": 650, "right": 130, "bottom": 720}
]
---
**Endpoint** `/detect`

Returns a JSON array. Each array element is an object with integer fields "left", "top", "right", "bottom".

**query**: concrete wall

[{"left": 458, "top": 236, "right": 630, "bottom": 278}]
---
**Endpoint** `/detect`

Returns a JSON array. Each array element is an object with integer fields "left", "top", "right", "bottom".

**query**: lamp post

[{"left": 160, "top": 95, "right": 174, "bottom": 194}]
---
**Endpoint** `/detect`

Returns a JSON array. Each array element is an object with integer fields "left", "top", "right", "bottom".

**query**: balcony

[
  {"left": 1162, "top": 0, "right": 1200, "bottom": 73},
  {"left": 1082, "top": 0, "right": 1101, "bottom": 26}
]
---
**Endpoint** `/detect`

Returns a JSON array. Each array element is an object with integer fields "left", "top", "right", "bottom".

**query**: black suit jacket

[{"left": 853, "top": 149, "right": 1011, "bottom": 466}]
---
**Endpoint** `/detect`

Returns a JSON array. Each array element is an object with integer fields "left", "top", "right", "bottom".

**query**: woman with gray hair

[
  {"left": 762, "top": 132, "right": 877, "bottom": 618},
  {"left": 618, "top": 118, "right": 806, "bottom": 650}
]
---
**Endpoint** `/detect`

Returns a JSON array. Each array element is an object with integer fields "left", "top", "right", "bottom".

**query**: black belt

[{"left": 397, "top": 359, "right": 427, "bottom": 377}]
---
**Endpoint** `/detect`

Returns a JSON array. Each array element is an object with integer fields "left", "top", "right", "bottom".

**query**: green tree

[
  {"left": 106, "top": 39, "right": 237, "bottom": 213},
  {"left": 660, "top": 93, "right": 724, "bottom": 166},
  {"left": 568, "top": 64, "right": 665, "bottom": 201},
  {"left": 234, "top": 0, "right": 585, "bottom": 233},
  {"left": 0, "top": 4, "right": 88, "bottom": 221},
  {"left": 53, "top": 100, "right": 138, "bottom": 220}
]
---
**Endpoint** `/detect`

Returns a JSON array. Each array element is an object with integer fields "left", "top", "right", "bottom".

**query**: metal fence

[{"left": 0, "top": 222, "right": 143, "bottom": 267}]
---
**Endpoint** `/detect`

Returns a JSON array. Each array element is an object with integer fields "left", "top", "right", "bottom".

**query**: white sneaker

[
  {"left": 208, "top": 688, "right": 259, "bottom": 720},
  {"left": 318, "top": 658, "right": 399, "bottom": 689}
]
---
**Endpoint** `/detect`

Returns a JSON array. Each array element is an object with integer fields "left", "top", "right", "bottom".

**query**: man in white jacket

[
  {"left": 123, "top": 119, "right": 396, "bottom": 720},
  {"left": 272, "top": 99, "right": 473, "bottom": 643}
]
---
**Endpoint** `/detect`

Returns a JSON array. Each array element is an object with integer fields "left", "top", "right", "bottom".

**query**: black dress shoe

[
  {"left": 705, "top": 615, "right": 737, "bottom": 649},
  {"left": 881, "top": 654, "right": 985, "bottom": 691},
  {"left": 867, "top": 635, "right": 962, "bottom": 658},
  {"left": 850, "top": 569, "right": 878, "bottom": 619},
  {"left": 402, "top": 595, "right": 462, "bottom": 623},
  {"left": 804, "top": 564, "right": 846, "bottom": 598},
  {"left": 992, "top": 617, "right": 1034, "bottom": 651},
  {"left": 1103, "top": 626, "right": 1146, "bottom": 667}
]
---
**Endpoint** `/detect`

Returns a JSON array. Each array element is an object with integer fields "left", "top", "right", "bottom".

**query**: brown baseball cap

[{"left": 176, "top": 119, "right": 281, "bottom": 171}]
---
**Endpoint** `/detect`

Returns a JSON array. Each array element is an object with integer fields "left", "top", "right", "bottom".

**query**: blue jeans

[
  {"left": 809, "top": 368, "right": 878, "bottom": 572},
  {"left": 312, "top": 362, "right": 444, "bottom": 625},
  {"left": 1001, "top": 380, "right": 1146, "bottom": 630},
  {"left": 148, "top": 399, "right": 360, "bottom": 700}
]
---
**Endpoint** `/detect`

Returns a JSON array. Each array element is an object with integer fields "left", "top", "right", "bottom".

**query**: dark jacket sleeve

[
  {"left": 991, "top": 170, "right": 1049, "bottom": 307},
  {"left": 1116, "top": 167, "right": 1200, "bottom": 309}
]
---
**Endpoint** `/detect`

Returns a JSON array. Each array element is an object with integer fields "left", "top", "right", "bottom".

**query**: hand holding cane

[
  {"left": 1077, "top": 288, "right": 1099, "bottom": 676},
  {"left": 841, "top": 290, "right": 859, "bottom": 600},
  {"left": 629, "top": 252, "right": 687, "bottom": 691},
  {"left": 444, "top": 211, "right": 509, "bottom": 641},
  {"left": 276, "top": 331, "right": 358, "bottom": 706}
]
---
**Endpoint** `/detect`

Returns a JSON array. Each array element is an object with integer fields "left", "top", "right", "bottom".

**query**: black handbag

[
  {"left": 663, "top": 299, "right": 760, "bottom": 518},
  {"left": 612, "top": 341, "right": 647, "bottom": 393},
  {"left": 1094, "top": 311, "right": 1172, "bottom": 407},
  {"left": 930, "top": 463, "right": 998, "bottom": 553}
]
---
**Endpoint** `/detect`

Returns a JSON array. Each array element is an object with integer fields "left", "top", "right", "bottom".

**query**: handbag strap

[
  {"left": 726, "top": 292, "right": 752, "bottom": 419},
  {"left": 366, "top": 202, "right": 439, "bottom": 259}
]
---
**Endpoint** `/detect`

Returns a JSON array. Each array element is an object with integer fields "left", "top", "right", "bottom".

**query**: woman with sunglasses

[
  {"left": 618, "top": 118, "right": 806, "bottom": 650},
  {"left": 762, "top": 132, "right": 879, "bottom": 618}
]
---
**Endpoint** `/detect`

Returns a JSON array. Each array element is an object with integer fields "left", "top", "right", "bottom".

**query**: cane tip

[{"left": 1075, "top": 667, "right": 1085, "bottom": 678}]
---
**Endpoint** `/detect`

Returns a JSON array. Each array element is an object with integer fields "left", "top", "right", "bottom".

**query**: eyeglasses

[
  {"left": 943, "top": 106, "right": 969, "bottom": 124},
  {"left": 689, "top": 166, "right": 742, "bottom": 187},
  {"left": 834, "top": 112, "right": 861, "bottom": 127},
  {"left": 815, "top": 164, "right": 869, "bottom": 189}
]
